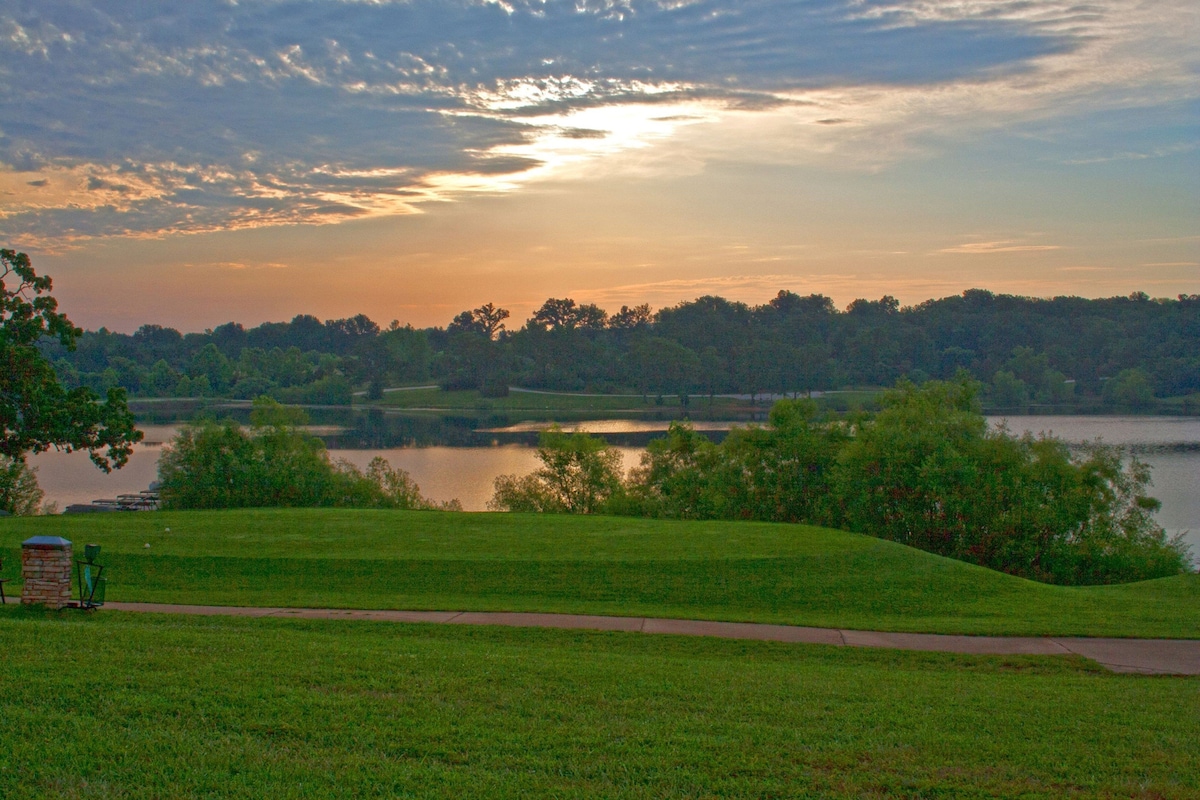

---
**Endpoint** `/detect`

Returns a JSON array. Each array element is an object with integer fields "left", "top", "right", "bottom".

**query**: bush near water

[
  {"left": 491, "top": 377, "right": 1191, "bottom": 586},
  {"left": 157, "top": 397, "right": 458, "bottom": 512}
]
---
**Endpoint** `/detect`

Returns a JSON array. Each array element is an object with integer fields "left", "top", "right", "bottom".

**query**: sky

[{"left": 1, "top": 0, "right": 1196, "bottom": 333}]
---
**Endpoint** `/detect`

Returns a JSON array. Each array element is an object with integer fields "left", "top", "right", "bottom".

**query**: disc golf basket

[{"left": 72, "top": 543, "right": 107, "bottom": 610}]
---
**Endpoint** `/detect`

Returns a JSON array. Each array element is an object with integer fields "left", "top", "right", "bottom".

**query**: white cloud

[
  {"left": 0, "top": 0, "right": 1195, "bottom": 247},
  {"left": 938, "top": 241, "right": 1063, "bottom": 254}
]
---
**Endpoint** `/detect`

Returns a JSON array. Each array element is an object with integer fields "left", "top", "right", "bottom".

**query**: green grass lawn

[
  {"left": 3, "top": 509, "right": 1196, "bottom": 638},
  {"left": 1, "top": 608, "right": 1196, "bottom": 799}
]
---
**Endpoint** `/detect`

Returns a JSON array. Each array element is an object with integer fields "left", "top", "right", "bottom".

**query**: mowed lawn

[
  {"left": 1, "top": 608, "right": 1197, "bottom": 799},
  {"left": 2, "top": 509, "right": 1197, "bottom": 638}
]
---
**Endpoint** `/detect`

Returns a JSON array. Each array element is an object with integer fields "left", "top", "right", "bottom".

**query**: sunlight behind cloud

[
  {"left": 10, "top": 0, "right": 1183, "bottom": 246},
  {"left": 0, "top": 0, "right": 1195, "bottom": 321}
]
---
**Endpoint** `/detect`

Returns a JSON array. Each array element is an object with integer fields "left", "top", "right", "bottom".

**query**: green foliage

[
  {"left": 628, "top": 336, "right": 700, "bottom": 396},
  {"left": 1103, "top": 368, "right": 1155, "bottom": 409},
  {"left": 832, "top": 375, "right": 993, "bottom": 558},
  {"left": 489, "top": 426, "right": 625, "bottom": 513},
  {"left": 40, "top": 289, "right": 1200, "bottom": 406},
  {"left": 491, "top": 377, "right": 1190, "bottom": 585},
  {"left": 624, "top": 421, "right": 724, "bottom": 519},
  {"left": 0, "top": 456, "right": 45, "bottom": 516},
  {"left": 158, "top": 397, "right": 455, "bottom": 511},
  {"left": 270, "top": 373, "right": 352, "bottom": 405},
  {"left": 1066, "top": 445, "right": 1188, "bottom": 583},
  {"left": 830, "top": 376, "right": 1189, "bottom": 583},
  {"left": 0, "top": 249, "right": 141, "bottom": 477},
  {"left": 989, "top": 369, "right": 1028, "bottom": 407},
  {"left": 332, "top": 457, "right": 462, "bottom": 511},
  {"left": 624, "top": 402, "right": 848, "bottom": 522}
]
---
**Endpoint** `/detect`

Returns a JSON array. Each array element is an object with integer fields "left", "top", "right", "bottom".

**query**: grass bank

[
  {"left": 2, "top": 510, "right": 1196, "bottom": 638},
  {"left": 0, "top": 608, "right": 1196, "bottom": 799}
]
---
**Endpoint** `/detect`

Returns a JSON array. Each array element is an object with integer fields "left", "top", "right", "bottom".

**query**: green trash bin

[{"left": 91, "top": 575, "right": 106, "bottom": 606}]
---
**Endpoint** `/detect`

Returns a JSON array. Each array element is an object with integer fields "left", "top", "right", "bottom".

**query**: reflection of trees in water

[
  {"left": 332, "top": 410, "right": 487, "bottom": 449},
  {"left": 329, "top": 411, "right": 733, "bottom": 449},
  {"left": 129, "top": 402, "right": 737, "bottom": 448}
]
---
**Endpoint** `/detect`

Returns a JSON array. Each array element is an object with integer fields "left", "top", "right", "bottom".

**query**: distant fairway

[{"left": 1, "top": 509, "right": 1197, "bottom": 638}]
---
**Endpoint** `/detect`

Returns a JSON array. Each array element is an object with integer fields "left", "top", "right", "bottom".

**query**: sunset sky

[{"left": 2, "top": 0, "right": 1196, "bottom": 333}]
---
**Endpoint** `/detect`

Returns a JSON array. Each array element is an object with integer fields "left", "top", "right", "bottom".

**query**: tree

[
  {"left": 625, "top": 422, "right": 723, "bottom": 519},
  {"left": 608, "top": 303, "right": 652, "bottom": 330},
  {"left": 717, "top": 399, "right": 848, "bottom": 523},
  {"left": 188, "top": 343, "right": 233, "bottom": 393},
  {"left": 489, "top": 427, "right": 624, "bottom": 513},
  {"left": 0, "top": 250, "right": 141, "bottom": 507},
  {"left": 990, "top": 369, "right": 1028, "bottom": 408},
  {"left": 529, "top": 298, "right": 607, "bottom": 331},
  {"left": 628, "top": 337, "right": 700, "bottom": 398},
  {"left": 448, "top": 303, "right": 510, "bottom": 340},
  {"left": 158, "top": 397, "right": 456, "bottom": 510},
  {"left": 0, "top": 456, "right": 46, "bottom": 516},
  {"left": 1103, "top": 369, "right": 1154, "bottom": 410},
  {"left": 829, "top": 375, "right": 1189, "bottom": 583}
]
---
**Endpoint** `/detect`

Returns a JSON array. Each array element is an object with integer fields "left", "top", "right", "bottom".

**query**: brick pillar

[{"left": 21, "top": 536, "right": 73, "bottom": 609}]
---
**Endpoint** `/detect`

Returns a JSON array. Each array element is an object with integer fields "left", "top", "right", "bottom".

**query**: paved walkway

[{"left": 104, "top": 602, "right": 1200, "bottom": 676}]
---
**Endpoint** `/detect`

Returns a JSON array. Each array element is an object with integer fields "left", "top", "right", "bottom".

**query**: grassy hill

[{"left": 3, "top": 509, "right": 1196, "bottom": 638}]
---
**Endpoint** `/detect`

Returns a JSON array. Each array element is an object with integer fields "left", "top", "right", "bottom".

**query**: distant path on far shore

[{"left": 101, "top": 602, "right": 1200, "bottom": 676}]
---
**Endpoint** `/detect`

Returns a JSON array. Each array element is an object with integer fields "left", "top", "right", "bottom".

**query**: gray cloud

[{"left": 0, "top": 0, "right": 1098, "bottom": 244}]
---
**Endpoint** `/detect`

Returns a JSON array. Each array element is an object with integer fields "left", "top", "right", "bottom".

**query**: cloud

[
  {"left": 938, "top": 241, "right": 1063, "bottom": 254},
  {"left": 0, "top": 0, "right": 1194, "bottom": 247},
  {"left": 203, "top": 261, "right": 291, "bottom": 271},
  {"left": 1063, "top": 141, "right": 1199, "bottom": 165}
]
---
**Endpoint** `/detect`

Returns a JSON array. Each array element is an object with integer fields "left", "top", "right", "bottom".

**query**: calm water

[{"left": 27, "top": 416, "right": 1199, "bottom": 564}]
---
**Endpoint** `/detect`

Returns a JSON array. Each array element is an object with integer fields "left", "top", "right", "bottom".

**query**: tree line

[{"left": 42, "top": 290, "right": 1200, "bottom": 410}]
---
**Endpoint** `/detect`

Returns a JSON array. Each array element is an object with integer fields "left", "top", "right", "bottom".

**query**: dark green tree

[
  {"left": 489, "top": 427, "right": 625, "bottom": 514},
  {"left": 1103, "top": 368, "right": 1155, "bottom": 410},
  {"left": 830, "top": 375, "right": 1188, "bottom": 583},
  {"left": 0, "top": 249, "right": 141, "bottom": 513},
  {"left": 448, "top": 303, "right": 510, "bottom": 340},
  {"left": 158, "top": 397, "right": 455, "bottom": 510}
]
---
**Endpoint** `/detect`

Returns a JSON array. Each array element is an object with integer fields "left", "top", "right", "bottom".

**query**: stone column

[{"left": 21, "top": 536, "right": 73, "bottom": 609}]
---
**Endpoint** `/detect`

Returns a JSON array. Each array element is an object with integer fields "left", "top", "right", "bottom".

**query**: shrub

[
  {"left": 489, "top": 427, "right": 624, "bottom": 514},
  {"left": 158, "top": 397, "right": 455, "bottom": 511}
]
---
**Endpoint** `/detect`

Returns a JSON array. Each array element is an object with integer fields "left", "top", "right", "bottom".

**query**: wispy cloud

[
  {"left": 938, "top": 241, "right": 1063, "bottom": 254},
  {"left": 0, "top": 0, "right": 1195, "bottom": 248}
]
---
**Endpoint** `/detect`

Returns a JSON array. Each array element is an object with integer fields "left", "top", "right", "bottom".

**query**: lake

[{"left": 25, "top": 415, "right": 1199, "bottom": 564}]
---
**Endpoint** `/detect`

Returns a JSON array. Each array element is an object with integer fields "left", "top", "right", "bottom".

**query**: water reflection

[
  {"left": 330, "top": 446, "right": 645, "bottom": 513},
  {"left": 989, "top": 416, "right": 1200, "bottom": 453}
]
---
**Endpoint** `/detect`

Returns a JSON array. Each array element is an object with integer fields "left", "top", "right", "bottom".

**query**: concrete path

[{"left": 104, "top": 602, "right": 1200, "bottom": 676}]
